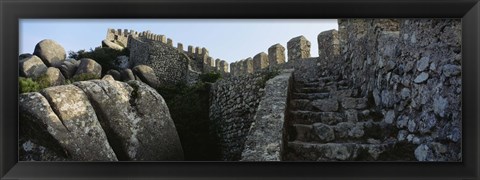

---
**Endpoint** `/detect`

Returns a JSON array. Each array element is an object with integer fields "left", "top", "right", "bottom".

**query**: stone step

[
  {"left": 295, "top": 87, "right": 333, "bottom": 94},
  {"left": 292, "top": 92, "right": 330, "bottom": 100},
  {"left": 290, "top": 99, "right": 314, "bottom": 111},
  {"left": 291, "top": 121, "right": 384, "bottom": 143},
  {"left": 290, "top": 110, "right": 346, "bottom": 125},
  {"left": 290, "top": 98, "right": 341, "bottom": 112},
  {"left": 285, "top": 141, "right": 391, "bottom": 161},
  {"left": 340, "top": 97, "right": 369, "bottom": 110}
]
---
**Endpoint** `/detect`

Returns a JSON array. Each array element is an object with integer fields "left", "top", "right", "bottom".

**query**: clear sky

[{"left": 20, "top": 19, "right": 338, "bottom": 63}]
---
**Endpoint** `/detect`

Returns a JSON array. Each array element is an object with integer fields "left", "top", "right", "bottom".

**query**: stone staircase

[{"left": 283, "top": 74, "right": 397, "bottom": 161}]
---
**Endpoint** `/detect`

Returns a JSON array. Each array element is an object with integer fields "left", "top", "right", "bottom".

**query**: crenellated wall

[{"left": 106, "top": 28, "right": 229, "bottom": 77}]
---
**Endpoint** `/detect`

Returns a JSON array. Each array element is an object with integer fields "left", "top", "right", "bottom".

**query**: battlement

[
  {"left": 106, "top": 28, "right": 341, "bottom": 78},
  {"left": 106, "top": 28, "right": 230, "bottom": 74}
]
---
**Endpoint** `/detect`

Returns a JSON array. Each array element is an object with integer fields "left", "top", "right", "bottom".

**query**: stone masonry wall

[
  {"left": 334, "top": 19, "right": 461, "bottom": 161},
  {"left": 128, "top": 36, "right": 189, "bottom": 86},
  {"left": 241, "top": 69, "right": 293, "bottom": 161},
  {"left": 209, "top": 72, "right": 267, "bottom": 161}
]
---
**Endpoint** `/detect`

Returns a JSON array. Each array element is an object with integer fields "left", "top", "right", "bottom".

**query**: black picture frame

[{"left": 1, "top": 0, "right": 479, "bottom": 179}]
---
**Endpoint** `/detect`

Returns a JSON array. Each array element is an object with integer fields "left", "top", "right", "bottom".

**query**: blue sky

[{"left": 20, "top": 19, "right": 338, "bottom": 63}]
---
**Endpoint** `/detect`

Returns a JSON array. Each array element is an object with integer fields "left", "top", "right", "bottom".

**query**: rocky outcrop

[
  {"left": 19, "top": 55, "right": 48, "bottom": 78},
  {"left": 19, "top": 78, "right": 184, "bottom": 161},
  {"left": 33, "top": 39, "right": 66, "bottom": 67},
  {"left": 74, "top": 58, "right": 102, "bottom": 79},
  {"left": 20, "top": 88, "right": 118, "bottom": 161},
  {"left": 74, "top": 77, "right": 183, "bottom": 160},
  {"left": 132, "top": 65, "right": 160, "bottom": 88}
]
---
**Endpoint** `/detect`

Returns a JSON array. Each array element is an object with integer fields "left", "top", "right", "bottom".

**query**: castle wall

[
  {"left": 333, "top": 19, "right": 461, "bottom": 161},
  {"left": 128, "top": 36, "right": 189, "bottom": 86},
  {"left": 209, "top": 72, "right": 267, "bottom": 161}
]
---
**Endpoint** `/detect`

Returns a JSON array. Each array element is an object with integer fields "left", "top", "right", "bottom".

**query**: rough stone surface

[
  {"left": 311, "top": 99, "right": 338, "bottom": 112},
  {"left": 102, "top": 39, "right": 124, "bottom": 50},
  {"left": 106, "top": 69, "right": 122, "bottom": 81},
  {"left": 317, "top": 29, "right": 340, "bottom": 64},
  {"left": 74, "top": 79, "right": 183, "bottom": 160},
  {"left": 19, "top": 53, "right": 33, "bottom": 60},
  {"left": 132, "top": 65, "right": 161, "bottom": 88},
  {"left": 33, "top": 39, "right": 66, "bottom": 67},
  {"left": 120, "top": 69, "right": 135, "bottom": 81},
  {"left": 43, "top": 67, "right": 65, "bottom": 86},
  {"left": 312, "top": 123, "right": 335, "bottom": 142},
  {"left": 19, "top": 55, "right": 48, "bottom": 78},
  {"left": 128, "top": 36, "right": 189, "bottom": 86},
  {"left": 115, "top": 55, "right": 130, "bottom": 69},
  {"left": 287, "top": 36, "right": 311, "bottom": 62},
  {"left": 74, "top": 58, "right": 102, "bottom": 79},
  {"left": 38, "top": 85, "right": 118, "bottom": 161},
  {"left": 58, "top": 59, "right": 79, "bottom": 79},
  {"left": 333, "top": 18, "right": 462, "bottom": 161},
  {"left": 253, "top": 52, "right": 269, "bottom": 72},
  {"left": 210, "top": 71, "right": 270, "bottom": 160},
  {"left": 241, "top": 70, "right": 293, "bottom": 161},
  {"left": 268, "top": 44, "right": 286, "bottom": 66}
]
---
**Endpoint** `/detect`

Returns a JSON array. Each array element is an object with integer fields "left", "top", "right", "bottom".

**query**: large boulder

[
  {"left": 74, "top": 79, "right": 184, "bottom": 160},
  {"left": 132, "top": 65, "right": 160, "bottom": 88},
  {"left": 58, "top": 59, "right": 80, "bottom": 79},
  {"left": 19, "top": 53, "right": 33, "bottom": 60},
  {"left": 106, "top": 69, "right": 121, "bottom": 81},
  {"left": 19, "top": 55, "right": 48, "bottom": 78},
  {"left": 33, "top": 39, "right": 66, "bottom": 67},
  {"left": 20, "top": 90, "right": 118, "bottom": 161},
  {"left": 43, "top": 67, "right": 65, "bottom": 86},
  {"left": 74, "top": 58, "right": 102, "bottom": 79},
  {"left": 102, "top": 39, "right": 124, "bottom": 51},
  {"left": 120, "top": 69, "right": 135, "bottom": 81}
]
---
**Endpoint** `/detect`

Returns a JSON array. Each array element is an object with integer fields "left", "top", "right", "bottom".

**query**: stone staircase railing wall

[{"left": 240, "top": 69, "right": 294, "bottom": 161}]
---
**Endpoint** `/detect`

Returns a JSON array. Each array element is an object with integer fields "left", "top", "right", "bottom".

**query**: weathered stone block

[
  {"left": 253, "top": 52, "right": 269, "bottom": 72},
  {"left": 317, "top": 29, "right": 340, "bottom": 62},
  {"left": 268, "top": 44, "right": 285, "bottom": 66},
  {"left": 244, "top": 58, "right": 254, "bottom": 74},
  {"left": 287, "top": 36, "right": 311, "bottom": 62}
]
